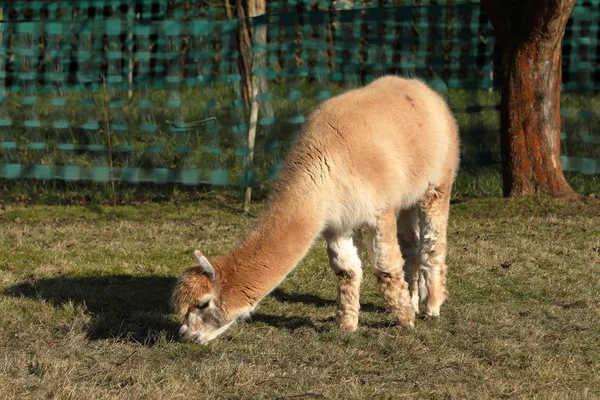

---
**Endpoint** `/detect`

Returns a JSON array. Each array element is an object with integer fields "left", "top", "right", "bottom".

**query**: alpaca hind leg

[
  {"left": 397, "top": 206, "right": 420, "bottom": 314},
  {"left": 371, "top": 209, "right": 415, "bottom": 328},
  {"left": 418, "top": 185, "right": 451, "bottom": 317},
  {"left": 325, "top": 232, "right": 363, "bottom": 333}
]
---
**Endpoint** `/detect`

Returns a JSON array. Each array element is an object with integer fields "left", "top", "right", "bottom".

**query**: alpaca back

[{"left": 274, "top": 75, "right": 460, "bottom": 232}]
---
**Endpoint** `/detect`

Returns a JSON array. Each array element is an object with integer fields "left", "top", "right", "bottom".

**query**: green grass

[
  {"left": 2, "top": 82, "right": 598, "bottom": 204},
  {"left": 1, "top": 196, "right": 599, "bottom": 399},
  {"left": 1, "top": 165, "right": 599, "bottom": 208},
  {"left": 2, "top": 83, "right": 597, "bottom": 177}
]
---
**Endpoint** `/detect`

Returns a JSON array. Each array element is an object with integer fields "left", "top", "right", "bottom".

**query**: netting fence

[{"left": 0, "top": 0, "right": 598, "bottom": 186}]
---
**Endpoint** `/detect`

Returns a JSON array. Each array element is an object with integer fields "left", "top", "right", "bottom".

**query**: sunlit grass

[{"left": 0, "top": 197, "right": 599, "bottom": 398}]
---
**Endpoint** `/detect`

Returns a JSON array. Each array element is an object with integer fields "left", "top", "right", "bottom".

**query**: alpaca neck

[{"left": 217, "top": 187, "right": 325, "bottom": 317}]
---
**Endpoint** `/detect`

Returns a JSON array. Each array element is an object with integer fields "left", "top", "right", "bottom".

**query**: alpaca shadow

[
  {"left": 270, "top": 288, "right": 336, "bottom": 308},
  {"left": 5, "top": 278, "right": 389, "bottom": 344},
  {"left": 4, "top": 275, "right": 179, "bottom": 346},
  {"left": 269, "top": 288, "right": 387, "bottom": 313},
  {"left": 250, "top": 313, "right": 333, "bottom": 333}
]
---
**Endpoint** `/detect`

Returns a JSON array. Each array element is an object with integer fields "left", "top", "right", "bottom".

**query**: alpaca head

[{"left": 171, "top": 250, "right": 235, "bottom": 345}]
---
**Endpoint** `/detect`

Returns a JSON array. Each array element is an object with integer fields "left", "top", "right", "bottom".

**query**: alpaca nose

[
  {"left": 179, "top": 324, "right": 195, "bottom": 342},
  {"left": 178, "top": 324, "right": 189, "bottom": 337},
  {"left": 178, "top": 325, "right": 206, "bottom": 345}
]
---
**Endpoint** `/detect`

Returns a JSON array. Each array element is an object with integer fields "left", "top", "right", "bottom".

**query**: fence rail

[{"left": 0, "top": 1, "right": 598, "bottom": 185}]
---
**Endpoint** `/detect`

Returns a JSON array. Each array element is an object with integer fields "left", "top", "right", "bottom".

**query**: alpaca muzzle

[{"left": 178, "top": 324, "right": 207, "bottom": 345}]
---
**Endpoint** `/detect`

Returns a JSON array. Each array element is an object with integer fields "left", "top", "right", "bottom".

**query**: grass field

[{"left": 1, "top": 195, "right": 599, "bottom": 399}]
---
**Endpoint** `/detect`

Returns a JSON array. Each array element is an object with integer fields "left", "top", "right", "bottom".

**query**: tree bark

[{"left": 482, "top": 0, "right": 576, "bottom": 197}]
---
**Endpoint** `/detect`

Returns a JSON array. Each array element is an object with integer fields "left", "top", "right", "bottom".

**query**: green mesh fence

[
  {"left": 561, "top": 1, "right": 600, "bottom": 175},
  {"left": 0, "top": 1, "right": 598, "bottom": 186}
]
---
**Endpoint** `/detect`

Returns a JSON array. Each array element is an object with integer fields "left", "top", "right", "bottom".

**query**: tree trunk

[{"left": 482, "top": 0, "right": 576, "bottom": 197}]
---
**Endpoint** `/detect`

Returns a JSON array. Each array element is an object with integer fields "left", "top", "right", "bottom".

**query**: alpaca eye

[{"left": 197, "top": 302, "right": 209, "bottom": 310}]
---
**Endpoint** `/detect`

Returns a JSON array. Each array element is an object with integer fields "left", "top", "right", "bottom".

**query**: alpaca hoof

[
  {"left": 336, "top": 313, "right": 359, "bottom": 333},
  {"left": 338, "top": 323, "right": 358, "bottom": 334},
  {"left": 419, "top": 312, "right": 439, "bottom": 322},
  {"left": 396, "top": 316, "right": 415, "bottom": 329},
  {"left": 426, "top": 306, "right": 440, "bottom": 318}
]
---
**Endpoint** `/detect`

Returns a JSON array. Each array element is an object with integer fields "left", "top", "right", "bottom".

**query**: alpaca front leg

[
  {"left": 397, "top": 206, "right": 421, "bottom": 314},
  {"left": 325, "top": 233, "right": 363, "bottom": 333},
  {"left": 418, "top": 186, "right": 451, "bottom": 317},
  {"left": 372, "top": 209, "right": 415, "bottom": 328}
]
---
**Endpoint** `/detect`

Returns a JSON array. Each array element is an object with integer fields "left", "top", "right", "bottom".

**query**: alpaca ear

[{"left": 193, "top": 250, "right": 216, "bottom": 281}]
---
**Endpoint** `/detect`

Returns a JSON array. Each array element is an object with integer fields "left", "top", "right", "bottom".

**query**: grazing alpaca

[{"left": 171, "top": 76, "right": 460, "bottom": 344}]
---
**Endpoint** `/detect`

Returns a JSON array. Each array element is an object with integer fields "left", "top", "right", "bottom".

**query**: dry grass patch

[{"left": 1, "top": 196, "right": 599, "bottom": 399}]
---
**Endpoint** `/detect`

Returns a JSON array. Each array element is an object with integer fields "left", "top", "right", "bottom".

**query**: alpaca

[{"left": 171, "top": 75, "right": 460, "bottom": 344}]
